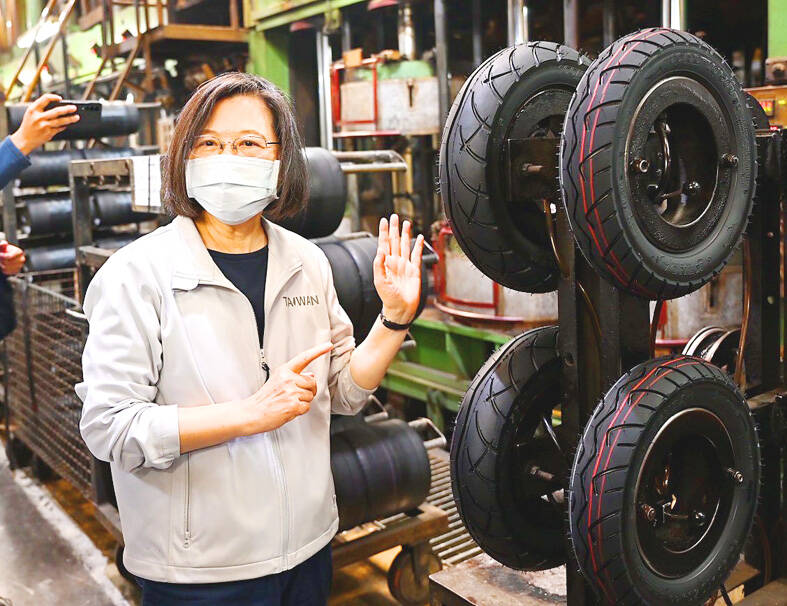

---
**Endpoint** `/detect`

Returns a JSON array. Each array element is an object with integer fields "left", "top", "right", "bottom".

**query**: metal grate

[
  {"left": 4, "top": 271, "right": 94, "bottom": 499},
  {"left": 426, "top": 449, "right": 481, "bottom": 566}
]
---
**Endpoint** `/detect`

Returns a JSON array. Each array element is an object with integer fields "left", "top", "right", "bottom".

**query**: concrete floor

[
  {"left": 0, "top": 450, "right": 127, "bottom": 606},
  {"left": 0, "top": 443, "right": 404, "bottom": 606}
]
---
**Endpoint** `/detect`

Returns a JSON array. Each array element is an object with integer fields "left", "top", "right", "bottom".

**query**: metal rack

[{"left": 429, "top": 128, "right": 787, "bottom": 604}]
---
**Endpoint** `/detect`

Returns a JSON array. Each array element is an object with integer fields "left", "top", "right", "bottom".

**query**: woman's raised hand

[
  {"left": 242, "top": 342, "right": 333, "bottom": 434},
  {"left": 373, "top": 214, "right": 424, "bottom": 325}
]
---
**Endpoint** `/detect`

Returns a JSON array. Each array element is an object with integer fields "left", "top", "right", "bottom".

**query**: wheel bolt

[
  {"left": 692, "top": 511, "right": 707, "bottom": 526},
  {"left": 684, "top": 181, "right": 701, "bottom": 197},
  {"left": 640, "top": 503, "right": 657, "bottom": 524},
  {"left": 726, "top": 467, "right": 744, "bottom": 484},
  {"left": 721, "top": 153, "right": 739, "bottom": 167},
  {"left": 631, "top": 158, "right": 650, "bottom": 174}
]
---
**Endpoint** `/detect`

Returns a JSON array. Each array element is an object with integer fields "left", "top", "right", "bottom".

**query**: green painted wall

[
  {"left": 769, "top": 0, "right": 787, "bottom": 56},
  {"left": 247, "top": 27, "right": 290, "bottom": 94}
]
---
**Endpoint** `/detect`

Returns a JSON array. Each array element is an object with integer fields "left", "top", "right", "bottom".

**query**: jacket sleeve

[
  {"left": 75, "top": 256, "right": 180, "bottom": 472},
  {"left": 0, "top": 136, "right": 31, "bottom": 190},
  {"left": 321, "top": 254, "right": 376, "bottom": 415}
]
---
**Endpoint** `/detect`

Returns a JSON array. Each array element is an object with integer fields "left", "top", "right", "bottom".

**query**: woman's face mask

[{"left": 185, "top": 155, "right": 280, "bottom": 225}]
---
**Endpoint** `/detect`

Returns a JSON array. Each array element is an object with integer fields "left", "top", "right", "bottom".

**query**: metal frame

[{"left": 429, "top": 124, "right": 787, "bottom": 606}]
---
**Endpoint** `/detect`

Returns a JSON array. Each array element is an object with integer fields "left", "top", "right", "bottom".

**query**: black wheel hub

[
  {"left": 635, "top": 408, "right": 737, "bottom": 578},
  {"left": 508, "top": 386, "right": 570, "bottom": 528},
  {"left": 625, "top": 76, "right": 739, "bottom": 253},
  {"left": 501, "top": 87, "right": 575, "bottom": 249}
]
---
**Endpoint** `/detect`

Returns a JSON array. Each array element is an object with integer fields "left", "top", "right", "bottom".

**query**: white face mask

[{"left": 185, "top": 155, "right": 280, "bottom": 225}]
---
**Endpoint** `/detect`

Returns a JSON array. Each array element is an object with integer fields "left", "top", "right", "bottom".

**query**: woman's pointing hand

[{"left": 243, "top": 342, "right": 333, "bottom": 434}]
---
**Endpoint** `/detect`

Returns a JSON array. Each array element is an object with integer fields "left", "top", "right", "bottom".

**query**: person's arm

[
  {"left": 327, "top": 214, "right": 424, "bottom": 414},
  {"left": 0, "top": 93, "right": 79, "bottom": 189},
  {"left": 350, "top": 214, "right": 424, "bottom": 388},
  {"left": 0, "top": 137, "right": 31, "bottom": 190},
  {"left": 177, "top": 343, "right": 332, "bottom": 453}
]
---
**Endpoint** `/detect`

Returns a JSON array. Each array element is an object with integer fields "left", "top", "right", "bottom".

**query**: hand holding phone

[{"left": 9, "top": 93, "right": 81, "bottom": 155}]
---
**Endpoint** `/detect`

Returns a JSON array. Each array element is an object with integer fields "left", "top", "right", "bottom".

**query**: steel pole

[
  {"left": 316, "top": 29, "right": 334, "bottom": 150},
  {"left": 507, "top": 0, "right": 526, "bottom": 46},
  {"left": 434, "top": 0, "right": 449, "bottom": 130},
  {"left": 602, "top": 0, "right": 615, "bottom": 47},
  {"left": 472, "top": 0, "right": 482, "bottom": 66},
  {"left": 564, "top": 0, "right": 579, "bottom": 49}
]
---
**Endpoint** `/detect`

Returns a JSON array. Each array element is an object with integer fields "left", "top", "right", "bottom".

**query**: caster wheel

[{"left": 387, "top": 547, "right": 441, "bottom": 605}]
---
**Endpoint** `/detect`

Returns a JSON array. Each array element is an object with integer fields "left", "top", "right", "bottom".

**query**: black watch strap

[{"left": 379, "top": 311, "right": 411, "bottom": 331}]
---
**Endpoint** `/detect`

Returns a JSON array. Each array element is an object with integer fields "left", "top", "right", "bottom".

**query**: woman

[{"left": 77, "top": 72, "right": 424, "bottom": 605}]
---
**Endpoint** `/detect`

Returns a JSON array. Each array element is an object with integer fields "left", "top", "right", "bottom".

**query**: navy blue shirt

[
  {"left": 0, "top": 136, "right": 30, "bottom": 339},
  {"left": 208, "top": 246, "right": 269, "bottom": 345},
  {"left": 0, "top": 136, "right": 31, "bottom": 190}
]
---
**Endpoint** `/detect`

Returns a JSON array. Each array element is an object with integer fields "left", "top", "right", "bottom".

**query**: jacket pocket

[{"left": 183, "top": 453, "right": 192, "bottom": 548}]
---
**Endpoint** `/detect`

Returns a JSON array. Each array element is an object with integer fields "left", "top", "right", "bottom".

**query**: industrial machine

[{"left": 440, "top": 31, "right": 786, "bottom": 605}]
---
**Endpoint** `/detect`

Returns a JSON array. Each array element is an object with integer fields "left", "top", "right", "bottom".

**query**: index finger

[
  {"left": 285, "top": 341, "right": 334, "bottom": 373},
  {"left": 30, "top": 93, "right": 62, "bottom": 112}
]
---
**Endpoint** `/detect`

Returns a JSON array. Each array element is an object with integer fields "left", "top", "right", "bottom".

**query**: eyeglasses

[{"left": 190, "top": 133, "right": 281, "bottom": 158}]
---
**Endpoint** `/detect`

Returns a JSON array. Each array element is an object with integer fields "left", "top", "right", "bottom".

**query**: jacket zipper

[
  {"left": 261, "top": 265, "right": 300, "bottom": 570},
  {"left": 196, "top": 263, "right": 301, "bottom": 566},
  {"left": 183, "top": 453, "right": 192, "bottom": 548}
]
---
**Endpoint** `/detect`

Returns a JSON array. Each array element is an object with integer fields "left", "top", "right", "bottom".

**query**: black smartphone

[{"left": 44, "top": 100, "right": 102, "bottom": 140}]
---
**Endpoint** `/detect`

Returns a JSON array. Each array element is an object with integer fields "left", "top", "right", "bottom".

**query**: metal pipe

[
  {"left": 32, "top": 41, "right": 42, "bottom": 98},
  {"left": 563, "top": 0, "right": 579, "bottom": 49},
  {"left": 60, "top": 24, "right": 71, "bottom": 99},
  {"left": 735, "top": 237, "right": 751, "bottom": 387},
  {"left": 332, "top": 150, "right": 406, "bottom": 162},
  {"left": 472, "top": 0, "right": 482, "bottom": 66},
  {"left": 398, "top": 1, "right": 416, "bottom": 60},
  {"left": 662, "top": 0, "right": 685, "bottom": 29},
  {"left": 602, "top": 0, "right": 615, "bottom": 47},
  {"left": 650, "top": 299, "right": 664, "bottom": 358},
  {"left": 5, "top": 0, "right": 58, "bottom": 97},
  {"left": 341, "top": 14, "right": 351, "bottom": 54},
  {"left": 22, "top": 0, "right": 78, "bottom": 102},
  {"left": 340, "top": 162, "right": 408, "bottom": 173},
  {"left": 507, "top": 0, "right": 527, "bottom": 46},
  {"left": 434, "top": 0, "right": 449, "bottom": 129},
  {"left": 315, "top": 29, "right": 334, "bottom": 150}
]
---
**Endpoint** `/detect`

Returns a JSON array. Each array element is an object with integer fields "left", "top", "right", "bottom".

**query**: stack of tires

[{"left": 441, "top": 31, "right": 761, "bottom": 605}]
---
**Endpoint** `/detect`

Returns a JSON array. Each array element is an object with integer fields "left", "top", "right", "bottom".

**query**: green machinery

[{"left": 381, "top": 315, "right": 513, "bottom": 432}]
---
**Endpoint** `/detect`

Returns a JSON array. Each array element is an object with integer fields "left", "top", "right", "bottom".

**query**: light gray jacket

[{"left": 76, "top": 215, "right": 374, "bottom": 583}]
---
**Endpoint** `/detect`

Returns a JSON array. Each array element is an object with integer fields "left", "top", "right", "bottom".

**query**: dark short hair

[{"left": 161, "top": 72, "right": 308, "bottom": 221}]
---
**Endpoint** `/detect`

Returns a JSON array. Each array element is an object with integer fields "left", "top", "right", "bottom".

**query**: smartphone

[{"left": 44, "top": 100, "right": 102, "bottom": 140}]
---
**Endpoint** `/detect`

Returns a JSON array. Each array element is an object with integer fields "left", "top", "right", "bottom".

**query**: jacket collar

[{"left": 170, "top": 215, "right": 302, "bottom": 292}]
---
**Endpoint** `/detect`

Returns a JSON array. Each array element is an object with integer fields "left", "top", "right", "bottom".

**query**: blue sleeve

[{"left": 0, "top": 136, "right": 31, "bottom": 190}]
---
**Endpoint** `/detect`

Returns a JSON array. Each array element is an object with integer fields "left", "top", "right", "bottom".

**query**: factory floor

[
  {"left": 0, "top": 444, "right": 403, "bottom": 606},
  {"left": 0, "top": 449, "right": 124, "bottom": 605}
]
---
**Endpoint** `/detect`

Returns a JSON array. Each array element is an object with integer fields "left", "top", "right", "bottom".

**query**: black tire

[
  {"left": 744, "top": 92, "right": 770, "bottom": 131},
  {"left": 569, "top": 356, "right": 760, "bottom": 605},
  {"left": 439, "top": 42, "right": 590, "bottom": 292},
  {"left": 560, "top": 28, "right": 757, "bottom": 300},
  {"left": 450, "top": 326, "right": 571, "bottom": 570}
]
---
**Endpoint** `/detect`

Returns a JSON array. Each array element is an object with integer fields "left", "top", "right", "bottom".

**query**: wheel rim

[
  {"left": 634, "top": 408, "right": 737, "bottom": 579},
  {"left": 508, "top": 382, "right": 570, "bottom": 531},
  {"left": 625, "top": 76, "right": 740, "bottom": 253},
  {"left": 497, "top": 87, "right": 575, "bottom": 250}
]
